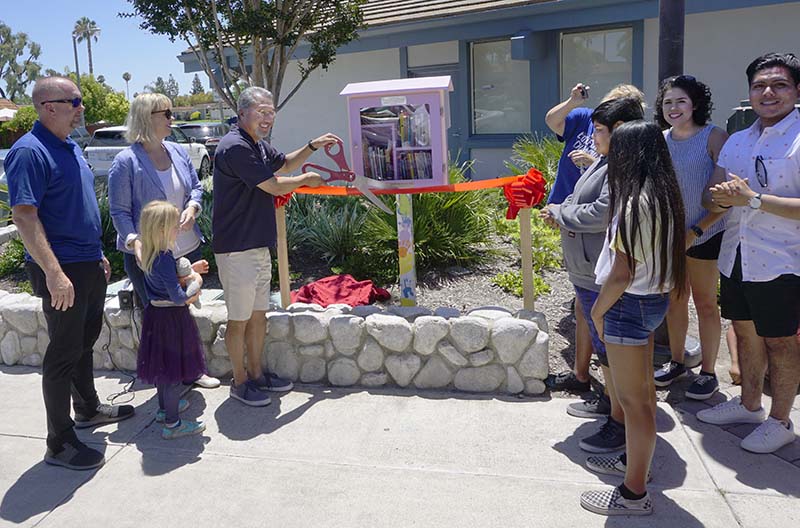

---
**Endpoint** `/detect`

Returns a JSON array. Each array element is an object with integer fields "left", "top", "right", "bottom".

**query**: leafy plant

[
  {"left": 18, "top": 280, "right": 33, "bottom": 295},
  {"left": 289, "top": 195, "right": 369, "bottom": 265},
  {"left": 492, "top": 270, "right": 551, "bottom": 298},
  {"left": 0, "top": 238, "right": 25, "bottom": 278},
  {"left": 342, "top": 161, "right": 500, "bottom": 283},
  {"left": 95, "top": 183, "right": 125, "bottom": 279},
  {"left": 492, "top": 213, "right": 562, "bottom": 299},
  {"left": 505, "top": 134, "right": 564, "bottom": 200}
]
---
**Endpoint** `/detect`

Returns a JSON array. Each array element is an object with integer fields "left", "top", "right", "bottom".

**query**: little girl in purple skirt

[{"left": 137, "top": 201, "right": 207, "bottom": 439}]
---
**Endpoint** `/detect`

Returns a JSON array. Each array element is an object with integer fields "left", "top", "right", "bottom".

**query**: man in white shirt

[{"left": 699, "top": 52, "right": 800, "bottom": 454}]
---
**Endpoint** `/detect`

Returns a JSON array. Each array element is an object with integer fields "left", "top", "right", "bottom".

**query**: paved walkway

[{"left": 0, "top": 365, "right": 797, "bottom": 527}]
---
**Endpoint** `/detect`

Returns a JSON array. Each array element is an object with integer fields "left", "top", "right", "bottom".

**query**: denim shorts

[
  {"left": 603, "top": 292, "right": 670, "bottom": 346},
  {"left": 574, "top": 286, "right": 608, "bottom": 366}
]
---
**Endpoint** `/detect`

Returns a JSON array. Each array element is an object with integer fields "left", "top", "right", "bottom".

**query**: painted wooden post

[
  {"left": 275, "top": 206, "right": 291, "bottom": 308},
  {"left": 396, "top": 194, "right": 417, "bottom": 306},
  {"left": 518, "top": 208, "right": 535, "bottom": 310}
]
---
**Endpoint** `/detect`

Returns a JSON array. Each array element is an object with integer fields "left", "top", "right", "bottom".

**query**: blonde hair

[
  {"left": 125, "top": 93, "right": 172, "bottom": 144},
  {"left": 139, "top": 201, "right": 180, "bottom": 275},
  {"left": 602, "top": 83, "right": 647, "bottom": 110}
]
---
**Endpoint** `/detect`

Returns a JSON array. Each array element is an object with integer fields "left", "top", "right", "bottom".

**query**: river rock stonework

[{"left": 0, "top": 290, "right": 549, "bottom": 395}]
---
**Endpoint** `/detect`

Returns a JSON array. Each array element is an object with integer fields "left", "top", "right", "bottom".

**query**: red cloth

[{"left": 290, "top": 274, "right": 390, "bottom": 307}]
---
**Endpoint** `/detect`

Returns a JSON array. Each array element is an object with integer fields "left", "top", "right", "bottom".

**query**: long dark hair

[
  {"left": 654, "top": 75, "right": 714, "bottom": 129},
  {"left": 606, "top": 121, "right": 686, "bottom": 296}
]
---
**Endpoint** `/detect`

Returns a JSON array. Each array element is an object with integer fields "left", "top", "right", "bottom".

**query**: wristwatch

[
  {"left": 748, "top": 193, "right": 763, "bottom": 209},
  {"left": 307, "top": 140, "right": 318, "bottom": 151},
  {"left": 690, "top": 225, "right": 703, "bottom": 237}
]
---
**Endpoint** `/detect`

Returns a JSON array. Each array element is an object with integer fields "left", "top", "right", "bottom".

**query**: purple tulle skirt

[{"left": 137, "top": 305, "right": 207, "bottom": 385}]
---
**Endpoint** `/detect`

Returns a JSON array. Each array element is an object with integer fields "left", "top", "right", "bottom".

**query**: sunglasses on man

[
  {"left": 152, "top": 109, "right": 173, "bottom": 119},
  {"left": 40, "top": 97, "right": 83, "bottom": 108}
]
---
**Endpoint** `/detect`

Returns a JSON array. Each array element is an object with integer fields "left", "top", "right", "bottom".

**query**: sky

[{"left": 2, "top": 0, "right": 204, "bottom": 98}]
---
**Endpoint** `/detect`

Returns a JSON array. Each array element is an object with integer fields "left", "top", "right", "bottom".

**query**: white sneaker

[
  {"left": 193, "top": 374, "right": 221, "bottom": 389},
  {"left": 741, "top": 418, "right": 796, "bottom": 454},
  {"left": 696, "top": 396, "right": 766, "bottom": 425}
]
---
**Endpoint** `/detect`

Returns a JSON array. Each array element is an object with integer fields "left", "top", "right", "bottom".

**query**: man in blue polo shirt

[
  {"left": 213, "top": 86, "right": 338, "bottom": 406},
  {"left": 6, "top": 77, "right": 134, "bottom": 470}
]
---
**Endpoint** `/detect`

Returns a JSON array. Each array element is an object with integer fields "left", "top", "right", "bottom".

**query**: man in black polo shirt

[
  {"left": 213, "top": 86, "right": 338, "bottom": 406},
  {"left": 7, "top": 77, "right": 134, "bottom": 470}
]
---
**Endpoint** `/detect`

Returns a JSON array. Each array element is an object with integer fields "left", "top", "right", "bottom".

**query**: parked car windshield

[
  {"left": 179, "top": 126, "right": 215, "bottom": 139},
  {"left": 88, "top": 130, "right": 130, "bottom": 147},
  {"left": 168, "top": 127, "right": 191, "bottom": 144}
]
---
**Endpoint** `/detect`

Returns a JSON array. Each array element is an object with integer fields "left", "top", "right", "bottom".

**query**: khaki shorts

[{"left": 215, "top": 247, "right": 272, "bottom": 321}]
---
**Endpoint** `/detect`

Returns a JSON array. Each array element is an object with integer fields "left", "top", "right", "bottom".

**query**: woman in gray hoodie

[{"left": 540, "top": 97, "right": 644, "bottom": 454}]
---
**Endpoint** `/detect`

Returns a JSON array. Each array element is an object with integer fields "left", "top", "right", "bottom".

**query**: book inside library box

[{"left": 360, "top": 104, "right": 433, "bottom": 182}]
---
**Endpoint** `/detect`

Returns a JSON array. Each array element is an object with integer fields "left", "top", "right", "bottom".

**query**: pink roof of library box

[{"left": 340, "top": 76, "right": 453, "bottom": 97}]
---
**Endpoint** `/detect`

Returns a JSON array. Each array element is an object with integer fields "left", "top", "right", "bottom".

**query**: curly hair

[{"left": 654, "top": 75, "right": 714, "bottom": 129}]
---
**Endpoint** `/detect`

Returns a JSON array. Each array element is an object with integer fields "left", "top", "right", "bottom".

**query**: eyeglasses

[
  {"left": 40, "top": 97, "right": 82, "bottom": 108},
  {"left": 151, "top": 109, "right": 173, "bottom": 119},
  {"left": 673, "top": 75, "right": 696, "bottom": 83},
  {"left": 755, "top": 155, "right": 768, "bottom": 188}
]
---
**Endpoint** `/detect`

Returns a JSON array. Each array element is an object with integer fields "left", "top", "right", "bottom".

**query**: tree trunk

[
  {"left": 658, "top": 0, "right": 685, "bottom": 81},
  {"left": 87, "top": 38, "right": 94, "bottom": 76}
]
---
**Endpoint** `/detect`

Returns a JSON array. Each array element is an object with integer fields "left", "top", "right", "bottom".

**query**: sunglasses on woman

[{"left": 151, "top": 109, "right": 173, "bottom": 119}]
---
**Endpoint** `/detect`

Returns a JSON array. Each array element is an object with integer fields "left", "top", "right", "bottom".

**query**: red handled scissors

[{"left": 302, "top": 140, "right": 393, "bottom": 215}]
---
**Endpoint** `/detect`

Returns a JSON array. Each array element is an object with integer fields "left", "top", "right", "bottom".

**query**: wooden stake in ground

[
  {"left": 276, "top": 205, "right": 291, "bottom": 308},
  {"left": 518, "top": 208, "right": 535, "bottom": 311}
]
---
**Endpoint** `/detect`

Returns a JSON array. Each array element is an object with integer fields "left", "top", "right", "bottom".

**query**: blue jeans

[
  {"left": 124, "top": 245, "right": 204, "bottom": 307},
  {"left": 574, "top": 285, "right": 608, "bottom": 366},
  {"left": 603, "top": 292, "right": 670, "bottom": 346}
]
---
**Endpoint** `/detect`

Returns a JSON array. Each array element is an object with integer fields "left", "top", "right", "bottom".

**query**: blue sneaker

[
  {"left": 155, "top": 399, "right": 190, "bottom": 423},
  {"left": 252, "top": 372, "right": 294, "bottom": 392},
  {"left": 161, "top": 420, "right": 206, "bottom": 440},
  {"left": 230, "top": 379, "right": 272, "bottom": 407}
]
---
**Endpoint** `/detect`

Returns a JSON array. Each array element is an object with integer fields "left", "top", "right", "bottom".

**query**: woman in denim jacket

[{"left": 108, "top": 93, "right": 218, "bottom": 389}]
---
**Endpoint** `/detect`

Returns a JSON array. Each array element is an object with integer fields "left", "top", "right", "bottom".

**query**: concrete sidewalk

[{"left": 0, "top": 366, "right": 797, "bottom": 528}]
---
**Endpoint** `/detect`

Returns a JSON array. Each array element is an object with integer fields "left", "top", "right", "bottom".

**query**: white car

[{"left": 85, "top": 126, "right": 211, "bottom": 180}]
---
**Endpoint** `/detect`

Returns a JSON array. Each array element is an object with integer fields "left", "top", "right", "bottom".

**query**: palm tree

[
  {"left": 123, "top": 72, "right": 131, "bottom": 100},
  {"left": 73, "top": 17, "right": 101, "bottom": 76}
]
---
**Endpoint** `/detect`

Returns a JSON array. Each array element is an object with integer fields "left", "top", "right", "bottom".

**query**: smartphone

[{"left": 579, "top": 86, "right": 589, "bottom": 99}]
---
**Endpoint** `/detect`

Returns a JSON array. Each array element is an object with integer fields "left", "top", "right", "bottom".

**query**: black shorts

[
  {"left": 686, "top": 231, "right": 723, "bottom": 260},
  {"left": 719, "top": 246, "right": 800, "bottom": 337}
]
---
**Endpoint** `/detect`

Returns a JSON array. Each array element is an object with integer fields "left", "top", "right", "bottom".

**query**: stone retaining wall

[{"left": 0, "top": 290, "right": 550, "bottom": 395}]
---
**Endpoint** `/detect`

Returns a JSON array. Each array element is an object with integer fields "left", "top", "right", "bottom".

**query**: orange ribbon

[
  {"left": 293, "top": 175, "right": 521, "bottom": 196},
  {"left": 280, "top": 170, "right": 545, "bottom": 218},
  {"left": 503, "top": 168, "right": 546, "bottom": 220}
]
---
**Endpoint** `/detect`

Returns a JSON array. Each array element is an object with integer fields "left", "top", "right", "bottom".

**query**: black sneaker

[
  {"left": 74, "top": 403, "right": 136, "bottom": 429},
  {"left": 685, "top": 373, "right": 719, "bottom": 401},
  {"left": 567, "top": 393, "right": 611, "bottom": 418},
  {"left": 44, "top": 437, "right": 105, "bottom": 470},
  {"left": 579, "top": 417, "right": 626, "bottom": 453},
  {"left": 545, "top": 370, "right": 591, "bottom": 392},
  {"left": 654, "top": 361, "right": 687, "bottom": 387}
]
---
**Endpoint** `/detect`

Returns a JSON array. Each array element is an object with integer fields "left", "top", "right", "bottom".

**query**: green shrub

[
  {"left": 504, "top": 134, "right": 563, "bottom": 200},
  {"left": 189, "top": 111, "right": 202, "bottom": 121},
  {"left": 195, "top": 178, "right": 217, "bottom": 272},
  {"left": 340, "top": 161, "right": 501, "bottom": 284},
  {"left": 95, "top": 183, "right": 126, "bottom": 280},
  {"left": 491, "top": 270, "right": 551, "bottom": 298},
  {"left": 18, "top": 280, "right": 33, "bottom": 295},
  {"left": 0, "top": 106, "right": 37, "bottom": 148},
  {"left": 491, "top": 212, "right": 562, "bottom": 299},
  {"left": 289, "top": 195, "right": 369, "bottom": 265},
  {"left": 0, "top": 238, "right": 25, "bottom": 278}
]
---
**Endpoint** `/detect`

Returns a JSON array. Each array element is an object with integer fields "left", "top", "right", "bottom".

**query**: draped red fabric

[{"left": 290, "top": 274, "right": 391, "bottom": 307}]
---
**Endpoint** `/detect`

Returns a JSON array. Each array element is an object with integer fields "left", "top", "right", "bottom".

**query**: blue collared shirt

[{"left": 6, "top": 121, "right": 102, "bottom": 264}]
